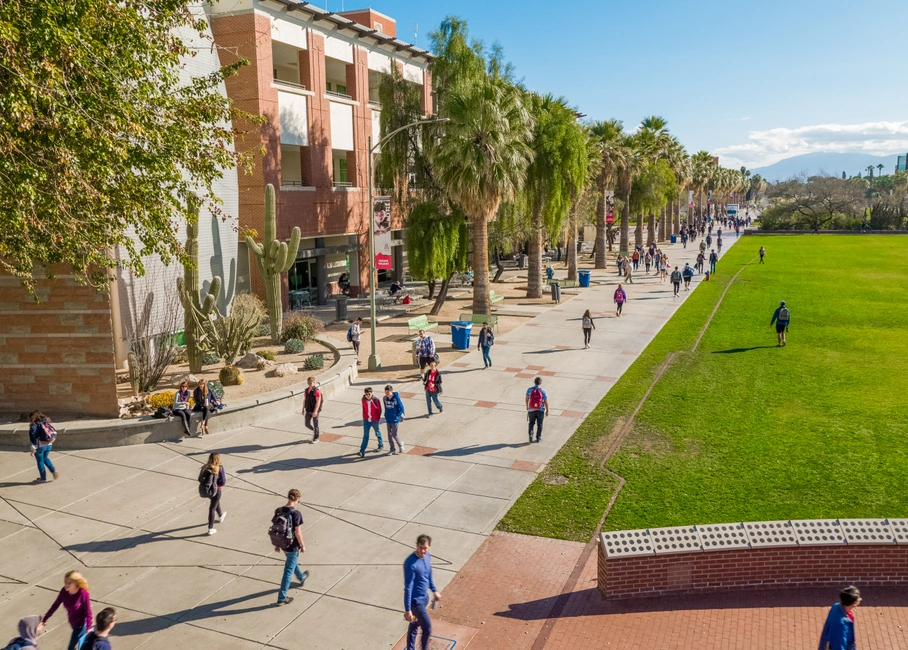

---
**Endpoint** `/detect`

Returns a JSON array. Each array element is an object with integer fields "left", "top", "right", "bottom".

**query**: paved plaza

[{"left": 0, "top": 237, "right": 758, "bottom": 649}]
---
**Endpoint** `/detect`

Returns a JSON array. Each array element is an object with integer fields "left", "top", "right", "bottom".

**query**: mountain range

[{"left": 751, "top": 152, "right": 901, "bottom": 181}]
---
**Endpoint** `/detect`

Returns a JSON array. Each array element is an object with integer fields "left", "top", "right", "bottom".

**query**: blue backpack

[{"left": 3, "top": 639, "right": 36, "bottom": 650}]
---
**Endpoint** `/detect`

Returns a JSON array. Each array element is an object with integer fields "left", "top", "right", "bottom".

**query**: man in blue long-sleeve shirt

[{"left": 403, "top": 534, "right": 440, "bottom": 650}]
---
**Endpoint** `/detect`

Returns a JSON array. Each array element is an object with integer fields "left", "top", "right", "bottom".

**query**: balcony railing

[
  {"left": 274, "top": 79, "right": 307, "bottom": 91},
  {"left": 333, "top": 181, "right": 354, "bottom": 188},
  {"left": 326, "top": 90, "right": 353, "bottom": 100},
  {"left": 281, "top": 180, "right": 308, "bottom": 187},
  {"left": 369, "top": 100, "right": 382, "bottom": 110}
]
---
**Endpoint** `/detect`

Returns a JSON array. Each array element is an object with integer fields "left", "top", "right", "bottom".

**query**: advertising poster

[
  {"left": 605, "top": 191, "right": 615, "bottom": 224},
  {"left": 373, "top": 197, "right": 392, "bottom": 270},
  {"left": 688, "top": 190, "right": 694, "bottom": 208}
]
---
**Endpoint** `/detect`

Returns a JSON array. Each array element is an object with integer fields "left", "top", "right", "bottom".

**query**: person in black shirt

[{"left": 274, "top": 489, "right": 308, "bottom": 606}]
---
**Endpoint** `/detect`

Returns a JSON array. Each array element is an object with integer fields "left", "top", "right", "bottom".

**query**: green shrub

[
  {"left": 257, "top": 322, "right": 271, "bottom": 337},
  {"left": 280, "top": 312, "right": 324, "bottom": 343},
  {"left": 304, "top": 353, "right": 324, "bottom": 371},
  {"left": 219, "top": 365, "right": 244, "bottom": 386},
  {"left": 256, "top": 349, "right": 276, "bottom": 361},
  {"left": 207, "top": 380, "right": 224, "bottom": 400},
  {"left": 284, "top": 338, "right": 305, "bottom": 354},
  {"left": 202, "top": 350, "right": 219, "bottom": 366}
]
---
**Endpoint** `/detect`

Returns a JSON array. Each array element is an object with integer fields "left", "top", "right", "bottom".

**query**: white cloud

[{"left": 714, "top": 120, "right": 908, "bottom": 168}]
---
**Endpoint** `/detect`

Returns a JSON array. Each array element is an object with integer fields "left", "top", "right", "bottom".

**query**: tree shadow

[
  {"left": 711, "top": 346, "right": 776, "bottom": 354},
  {"left": 428, "top": 443, "right": 528, "bottom": 459}
]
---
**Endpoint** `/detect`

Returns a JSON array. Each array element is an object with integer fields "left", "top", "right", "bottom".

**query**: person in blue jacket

[
  {"left": 818, "top": 585, "right": 860, "bottom": 650},
  {"left": 383, "top": 385, "right": 406, "bottom": 455},
  {"left": 770, "top": 300, "right": 791, "bottom": 347},
  {"left": 403, "top": 534, "right": 440, "bottom": 650}
]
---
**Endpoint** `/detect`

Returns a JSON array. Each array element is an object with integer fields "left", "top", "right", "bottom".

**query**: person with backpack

[
  {"left": 631, "top": 249, "right": 639, "bottom": 271},
  {"left": 415, "top": 330, "right": 436, "bottom": 371},
  {"left": 198, "top": 452, "right": 226, "bottom": 536},
  {"left": 192, "top": 379, "right": 217, "bottom": 435},
  {"left": 818, "top": 586, "right": 860, "bottom": 650},
  {"left": 709, "top": 249, "right": 719, "bottom": 274},
  {"left": 771, "top": 300, "right": 791, "bottom": 347},
  {"left": 670, "top": 266, "right": 682, "bottom": 297},
  {"left": 525, "top": 377, "right": 549, "bottom": 443},
  {"left": 759, "top": 245, "right": 766, "bottom": 264},
  {"left": 303, "top": 377, "right": 322, "bottom": 443},
  {"left": 696, "top": 251, "right": 705, "bottom": 275},
  {"left": 271, "top": 489, "right": 308, "bottom": 606},
  {"left": 477, "top": 322, "right": 494, "bottom": 368},
  {"left": 403, "top": 534, "right": 440, "bottom": 650},
  {"left": 79, "top": 608, "right": 115, "bottom": 650},
  {"left": 359, "top": 387, "right": 384, "bottom": 459},
  {"left": 717, "top": 235, "right": 723, "bottom": 254},
  {"left": 348, "top": 317, "right": 363, "bottom": 365},
  {"left": 383, "top": 385, "right": 405, "bottom": 455},
  {"left": 39, "top": 571, "right": 92, "bottom": 650},
  {"left": 581, "top": 309, "right": 595, "bottom": 348},
  {"left": 5, "top": 616, "right": 41, "bottom": 650},
  {"left": 422, "top": 360, "right": 443, "bottom": 416},
  {"left": 682, "top": 263, "right": 694, "bottom": 290},
  {"left": 28, "top": 411, "right": 57, "bottom": 482},
  {"left": 173, "top": 381, "right": 193, "bottom": 437},
  {"left": 614, "top": 284, "right": 627, "bottom": 317}
]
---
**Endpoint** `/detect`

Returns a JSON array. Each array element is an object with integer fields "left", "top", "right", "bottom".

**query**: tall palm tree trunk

[
  {"left": 673, "top": 199, "right": 681, "bottom": 234},
  {"left": 471, "top": 215, "right": 491, "bottom": 315},
  {"left": 526, "top": 210, "right": 544, "bottom": 298},
  {"left": 567, "top": 212, "right": 578, "bottom": 282},
  {"left": 635, "top": 213, "right": 643, "bottom": 247},
  {"left": 595, "top": 185, "right": 608, "bottom": 268},
  {"left": 697, "top": 191, "right": 703, "bottom": 223},
  {"left": 647, "top": 213, "right": 655, "bottom": 245},
  {"left": 660, "top": 207, "right": 667, "bottom": 241},
  {"left": 620, "top": 188, "right": 631, "bottom": 253}
]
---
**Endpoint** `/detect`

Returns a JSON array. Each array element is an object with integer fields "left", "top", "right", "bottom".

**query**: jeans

[
  {"left": 208, "top": 489, "right": 222, "bottom": 529},
  {"left": 305, "top": 412, "right": 320, "bottom": 438},
  {"left": 673, "top": 281, "right": 680, "bottom": 295},
  {"left": 194, "top": 405, "right": 211, "bottom": 425},
  {"left": 278, "top": 550, "right": 306, "bottom": 603},
  {"left": 34, "top": 445, "right": 55, "bottom": 480},
  {"left": 174, "top": 408, "right": 191, "bottom": 434},
  {"left": 67, "top": 624, "right": 88, "bottom": 650},
  {"left": 528, "top": 410, "right": 545, "bottom": 440},
  {"left": 583, "top": 328, "right": 592, "bottom": 346},
  {"left": 361, "top": 420, "right": 383, "bottom": 454},
  {"left": 425, "top": 391, "right": 442, "bottom": 414},
  {"left": 386, "top": 421, "right": 403, "bottom": 453},
  {"left": 481, "top": 346, "right": 492, "bottom": 367},
  {"left": 406, "top": 599, "right": 432, "bottom": 650},
  {"left": 710, "top": 261, "right": 717, "bottom": 273}
]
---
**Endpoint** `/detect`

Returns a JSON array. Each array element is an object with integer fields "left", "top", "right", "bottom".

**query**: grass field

[{"left": 498, "top": 235, "right": 908, "bottom": 542}]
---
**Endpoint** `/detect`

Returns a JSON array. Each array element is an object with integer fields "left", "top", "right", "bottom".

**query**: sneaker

[
  {"left": 399, "top": 444, "right": 405, "bottom": 454},
  {"left": 312, "top": 434, "right": 320, "bottom": 444},
  {"left": 208, "top": 528, "right": 217, "bottom": 535},
  {"left": 276, "top": 597, "right": 294, "bottom": 606},
  {"left": 358, "top": 450, "right": 365, "bottom": 459},
  {"left": 377, "top": 445, "right": 385, "bottom": 451},
  {"left": 528, "top": 434, "right": 534, "bottom": 443},
  {"left": 297, "top": 571, "right": 309, "bottom": 588},
  {"left": 439, "top": 407, "right": 444, "bottom": 413},
  {"left": 52, "top": 470, "right": 59, "bottom": 480},
  {"left": 34, "top": 477, "right": 47, "bottom": 482},
  {"left": 388, "top": 450, "right": 396, "bottom": 455},
  {"left": 219, "top": 512, "right": 227, "bottom": 523},
  {"left": 536, "top": 437, "right": 542, "bottom": 443}
]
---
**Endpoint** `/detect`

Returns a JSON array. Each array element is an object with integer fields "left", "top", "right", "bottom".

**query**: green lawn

[{"left": 498, "top": 236, "right": 908, "bottom": 542}]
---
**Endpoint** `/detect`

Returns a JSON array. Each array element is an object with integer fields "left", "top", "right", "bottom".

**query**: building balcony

[
  {"left": 274, "top": 78, "right": 308, "bottom": 93},
  {"left": 326, "top": 89, "right": 353, "bottom": 100}
]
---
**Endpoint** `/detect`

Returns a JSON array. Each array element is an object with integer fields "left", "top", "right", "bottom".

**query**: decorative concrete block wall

[{"left": 598, "top": 519, "right": 908, "bottom": 599}]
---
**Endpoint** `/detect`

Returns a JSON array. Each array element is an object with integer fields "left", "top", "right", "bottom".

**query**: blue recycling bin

[
  {"left": 578, "top": 270, "right": 591, "bottom": 288},
  {"left": 670, "top": 234, "right": 677, "bottom": 244},
  {"left": 450, "top": 321, "right": 473, "bottom": 350}
]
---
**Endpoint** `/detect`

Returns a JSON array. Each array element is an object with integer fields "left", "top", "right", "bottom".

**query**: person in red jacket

[{"left": 359, "top": 388, "right": 384, "bottom": 459}]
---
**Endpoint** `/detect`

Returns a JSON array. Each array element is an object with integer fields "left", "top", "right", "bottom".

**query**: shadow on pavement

[{"left": 429, "top": 443, "right": 526, "bottom": 459}]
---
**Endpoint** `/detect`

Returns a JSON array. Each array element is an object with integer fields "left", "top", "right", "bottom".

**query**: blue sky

[{"left": 333, "top": 0, "right": 908, "bottom": 169}]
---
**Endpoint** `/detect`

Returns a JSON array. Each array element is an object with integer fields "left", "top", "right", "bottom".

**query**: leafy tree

[
  {"left": 405, "top": 202, "right": 469, "bottom": 315},
  {"left": 768, "top": 176, "right": 865, "bottom": 230},
  {"left": 0, "top": 0, "right": 256, "bottom": 289}
]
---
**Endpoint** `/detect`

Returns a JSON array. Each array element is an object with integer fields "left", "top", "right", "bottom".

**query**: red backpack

[{"left": 528, "top": 387, "right": 544, "bottom": 410}]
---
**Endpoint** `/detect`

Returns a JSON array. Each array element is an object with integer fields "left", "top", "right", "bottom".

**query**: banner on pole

[
  {"left": 605, "top": 191, "right": 615, "bottom": 224},
  {"left": 707, "top": 189, "right": 712, "bottom": 204},
  {"left": 688, "top": 190, "right": 694, "bottom": 208},
  {"left": 373, "top": 197, "right": 392, "bottom": 270}
]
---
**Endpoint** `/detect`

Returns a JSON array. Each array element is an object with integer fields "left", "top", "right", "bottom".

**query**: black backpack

[
  {"left": 2, "top": 639, "right": 36, "bottom": 650},
  {"left": 36, "top": 420, "right": 57, "bottom": 443},
  {"left": 198, "top": 467, "right": 218, "bottom": 499},
  {"left": 269, "top": 508, "right": 296, "bottom": 550}
]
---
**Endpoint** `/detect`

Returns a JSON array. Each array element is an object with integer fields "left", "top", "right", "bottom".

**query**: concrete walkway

[{"left": 0, "top": 235, "right": 738, "bottom": 649}]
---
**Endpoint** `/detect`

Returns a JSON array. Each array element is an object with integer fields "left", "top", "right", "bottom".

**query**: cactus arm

[
  {"left": 281, "top": 227, "right": 301, "bottom": 273},
  {"left": 246, "top": 235, "right": 264, "bottom": 258},
  {"left": 264, "top": 184, "right": 277, "bottom": 243},
  {"left": 273, "top": 244, "right": 288, "bottom": 276},
  {"left": 267, "top": 239, "right": 281, "bottom": 269}
]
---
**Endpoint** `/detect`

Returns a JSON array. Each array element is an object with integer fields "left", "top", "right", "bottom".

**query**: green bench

[
  {"left": 490, "top": 290, "right": 504, "bottom": 304},
  {"left": 407, "top": 314, "right": 439, "bottom": 335},
  {"left": 459, "top": 313, "right": 499, "bottom": 332}
]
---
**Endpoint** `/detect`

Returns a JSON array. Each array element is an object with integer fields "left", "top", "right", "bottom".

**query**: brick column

[{"left": 300, "top": 34, "right": 332, "bottom": 188}]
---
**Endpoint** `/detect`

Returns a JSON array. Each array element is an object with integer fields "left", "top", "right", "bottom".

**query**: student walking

[
  {"left": 422, "top": 360, "right": 443, "bottom": 416},
  {"left": 759, "top": 245, "right": 766, "bottom": 264},
  {"left": 682, "top": 263, "right": 694, "bottom": 290},
  {"left": 624, "top": 257, "right": 634, "bottom": 284},
  {"left": 383, "top": 385, "right": 406, "bottom": 455},
  {"left": 770, "top": 301, "right": 791, "bottom": 347},
  {"left": 525, "top": 377, "right": 549, "bottom": 443},
  {"left": 348, "top": 317, "right": 363, "bottom": 364},
  {"left": 644, "top": 252, "right": 652, "bottom": 274},
  {"left": 415, "top": 330, "right": 436, "bottom": 371},
  {"left": 631, "top": 250, "right": 639, "bottom": 271},
  {"left": 696, "top": 251, "right": 705, "bottom": 274},
  {"left": 39, "top": 571, "right": 92, "bottom": 650},
  {"left": 359, "top": 388, "right": 384, "bottom": 458},
  {"left": 198, "top": 452, "right": 226, "bottom": 535},
  {"left": 270, "top": 489, "right": 308, "bottom": 606},
  {"left": 80, "top": 608, "right": 116, "bottom": 650},
  {"left": 173, "top": 381, "right": 193, "bottom": 437},
  {"left": 192, "top": 378, "right": 216, "bottom": 435},
  {"left": 717, "top": 235, "right": 723, "bottom": 254},
  {"left": 28, "top": 411, "right": 58, "bottom": 482},
  {"left": 818, "top": 586, "right": 860, "bottom": 650},
  {"left": 709, "top": 249, "right": 718, "bottom": 274},
  {"left": 581, "top": 309, "right": 596, "bottom": 348},
  {"left": 477, "top": 322, "right": 494, "bottom": 368},
  {"left": 303, "top": 377, "right": 322, "bottom": 443},
  {"left": 670, "top": 266, "right": 682, "bottom": 297},
  {"left": 614, "top": 284, "right": 627, "bottom": 317},
  {"left": 659, "top": 257, "right": 668, "bottom": 282},
  {"left": 403, "top": 534, "right": 440, "bottom": 650},
  {"left": 6, "top": 616, "right": 41, "bottom": 650}
]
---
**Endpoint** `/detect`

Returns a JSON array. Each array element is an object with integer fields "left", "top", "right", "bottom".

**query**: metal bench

[
  {"left": 489, "top": 290, "right": 504, "bottom": 304},
  {"left": 459, "top": 313, "right": 499, "bottom": 332},
  {"left": 407, "top": 314, "right": 439, "bottom": 335}
]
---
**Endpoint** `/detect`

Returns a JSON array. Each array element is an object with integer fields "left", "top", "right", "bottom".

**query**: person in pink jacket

[
  {"left": 39, "top": 571, "right": 92, "bottom": 650},
  {"left": 614, "top": 284, "right": 627, "bottom": 317},
  {"left": 358, "top": 387, "right": 384, "bottom": 458}
]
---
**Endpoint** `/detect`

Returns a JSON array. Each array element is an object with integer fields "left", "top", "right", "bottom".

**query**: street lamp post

[{"left": 366, "top": 117, "right": 449, "bottom": 372}]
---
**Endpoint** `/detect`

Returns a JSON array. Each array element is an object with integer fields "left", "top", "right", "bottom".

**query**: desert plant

[
  {"left": 246, "top": 184, "right": 301, "bottom": 343},
  {"left": 124, "top": 285, "right": 182, "bottom": 393},
  {"left": 176, "top": 205, "right": 221, "bottom": 373},
  {"left": 207, "top": 293, "right": 265, "bottom": 365},
  {"left": 202, "top": 350, "right": 219, "bottom": 366},
  {"left": 149, "top": 391, "right": 174, "bottom": 410},
  {"left": 284, "top": 338, "right": 305, "bottom": 354},
  {"left": 172, "top": 346, "right": 188, "bottom": 364},
  {"left": 304, "top": 353, "right": 325, "bottom": 371},
  {"left": 280, "top": 312, "right": 324, "bottom": 343},
  {"left": 256, "top": 349, "right": 276, "bottom": 361},
  {"left": 207, "top": 380, "right": 225, "bottom": 400},
  {"left": 219, "top": 365, "right": 244, "bottom": 386},
  {"left": 257, "top": 322, "right": 271, "bottom": 337}
]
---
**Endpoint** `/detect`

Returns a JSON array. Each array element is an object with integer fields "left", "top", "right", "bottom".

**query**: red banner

[{"left": 373, "top": 197, "right": 392, "bottom": 270}]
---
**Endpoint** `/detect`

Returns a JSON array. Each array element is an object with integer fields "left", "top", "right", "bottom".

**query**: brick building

[{"left": 208, "top": 1, "right": 433, "bottom": 306}]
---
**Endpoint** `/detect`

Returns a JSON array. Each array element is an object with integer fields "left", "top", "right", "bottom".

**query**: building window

[{"left": 338, "top": 158, "right": 348, "bottom": 183}]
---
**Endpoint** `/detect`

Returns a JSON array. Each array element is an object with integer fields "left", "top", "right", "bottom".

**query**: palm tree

[
  {"left": 691, "top": 150, "right": 715, "bottom": 222},
  {"left": 877, "top": 163, "right": 885, "bottom": 179},
  {"left": 866, "top": 165, "right": 875, "bottom": 180},
  {"left": 522, "top": 94, "right": 588, "bottom": 298},
  {"left": 432, "top": 77, "right": 533, "bottom": 315},
  {"left": 589, "top": 119, "right": 626, "bottom": 268}
]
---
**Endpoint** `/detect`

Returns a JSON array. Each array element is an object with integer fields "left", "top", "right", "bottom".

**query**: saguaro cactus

[
  {"left": 246, "top": 184, "right": 301, "bottom": 343},
  {"left": 177, "top": 206, "right": 222, "bottom": 374}
]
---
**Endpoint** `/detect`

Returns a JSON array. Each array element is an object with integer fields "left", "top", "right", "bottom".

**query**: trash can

[
  {"left": 551, "top": 282, "right": 561, "bottom": 303},
  {"left": 450, "top": 321, "right": 473, "bottom": 350},
  {"left": 670, "top": 234, "right": 677, "bottom": 244},
  {"left": 578, "top": 270, "right": 591, "bottom": 288},
  {"left": 335, "top": 296, "right": 348, "bottom": 321}
]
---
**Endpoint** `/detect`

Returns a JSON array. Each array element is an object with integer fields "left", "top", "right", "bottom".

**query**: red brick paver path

[{"left": 438, "top": 532, "right": 908, "bottom": 650}]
